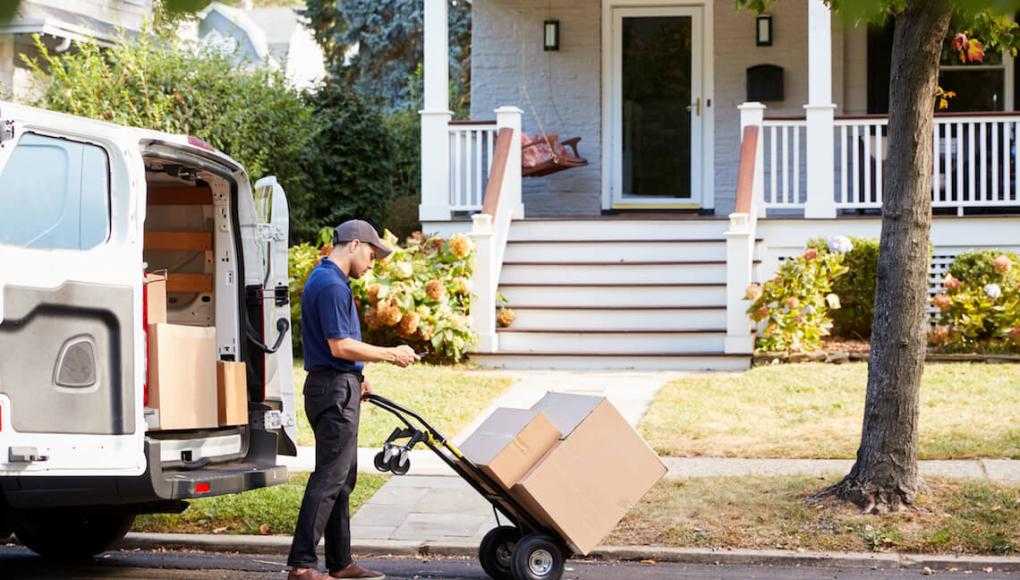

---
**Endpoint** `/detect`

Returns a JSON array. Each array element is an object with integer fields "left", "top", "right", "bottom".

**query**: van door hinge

[
  {"left": 1, "top": 120, "right": 15, "bottom": 144},
  {"left": 255, "top": 224, "right": 286, "bottom": 243},
  {"left": 264, "top": 410, "right": 295, "bottom": 431},
  {"left": 274, "top": 285, "right": 289, "bottom": 306}
]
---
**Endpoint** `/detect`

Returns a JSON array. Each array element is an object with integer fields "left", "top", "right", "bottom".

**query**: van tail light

[{"left": 194, "top": 482, "right": 211, "bottom": 494}]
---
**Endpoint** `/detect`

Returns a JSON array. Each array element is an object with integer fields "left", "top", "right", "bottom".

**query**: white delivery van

[{"left": 0, "top": 102, "right": 298, "bottom": 559}]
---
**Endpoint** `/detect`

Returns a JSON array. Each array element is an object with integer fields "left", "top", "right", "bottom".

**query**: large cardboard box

[
  {"left": 459, "top": 408, "right": 561, "bottom": 490},
  {"left": 511, "top": 393, "right": 666, "bottom": 556},
  {"left": 144, "top": 272, "right": 167, "bottom": 325},
  {"left": 217, "top": 361, "right": 248, "bottom": 426},
  {"left": 147, "top": 323, "right": 218, "bottom": 430}
]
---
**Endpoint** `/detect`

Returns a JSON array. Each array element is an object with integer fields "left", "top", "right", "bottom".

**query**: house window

[
  {"left": 867, "top": 18, "right": 1015, "bottom": 113},
  {"left": 0, "top": 133, "right": 111, "bottom": 250},
  {"left": 938, "top": 38, "right": 1011, "bottom": 112}
]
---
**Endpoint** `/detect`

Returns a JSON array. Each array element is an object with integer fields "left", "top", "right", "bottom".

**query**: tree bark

[{"left": 830, "top": 0, "right": 952, "bottom": 513}]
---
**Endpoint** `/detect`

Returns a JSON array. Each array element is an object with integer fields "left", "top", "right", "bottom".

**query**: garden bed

[{"left": 754, "top": 339, "right": 1020, "bottom": 366}]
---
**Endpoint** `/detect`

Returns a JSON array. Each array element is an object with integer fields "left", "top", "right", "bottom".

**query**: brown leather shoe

[
  {"left": 288, "top": 567, "right": 330, "bottom": 580},
  {"left": 329, "top": 562, "right": 386, "bottom": 579}
]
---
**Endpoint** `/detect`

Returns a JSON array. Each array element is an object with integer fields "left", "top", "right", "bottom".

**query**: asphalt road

[{"left": 0, "top": 547, "right": 1017, "bottom": 579}]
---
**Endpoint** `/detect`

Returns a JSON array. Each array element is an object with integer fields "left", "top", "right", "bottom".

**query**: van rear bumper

[{"left": 1, "top": 438, "right": 288, "bottom": 510}]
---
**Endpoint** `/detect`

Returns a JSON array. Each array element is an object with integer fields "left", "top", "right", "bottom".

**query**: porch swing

[{"left": 517, "top": 7, "right": 589, "bottom": 178}]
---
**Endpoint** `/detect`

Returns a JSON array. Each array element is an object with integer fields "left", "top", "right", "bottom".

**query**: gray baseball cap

[{"left": 334, "top": 220, "right": 392, "bottom": 258}]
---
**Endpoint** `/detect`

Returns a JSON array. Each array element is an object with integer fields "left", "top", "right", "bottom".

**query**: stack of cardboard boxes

[
  {"left": 459, "top": 393, "right": 666, "bottom": 555},
  {"left": 144, "top": 272, "right": 249, "bottom": 431}
]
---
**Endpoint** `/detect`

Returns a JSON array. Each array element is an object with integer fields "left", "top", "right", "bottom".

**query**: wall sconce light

[
  {"left": 544, "top": 20, "right": 560, "bottom": 51},
  {"left": 756, "top": 14, "right": 773, "bottom": 46}
]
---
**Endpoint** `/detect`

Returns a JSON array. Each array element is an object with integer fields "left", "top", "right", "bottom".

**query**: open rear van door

[
  {"left": 0, "top": 109, "right": 146, "bottom": 477},
  {"left": 252, "top": 176, "right": 297, "bottom": 455}
]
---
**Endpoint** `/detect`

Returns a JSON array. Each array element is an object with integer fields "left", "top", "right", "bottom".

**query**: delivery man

[{"left": 288, "top": 220, "right": 418, "bottom": 580}]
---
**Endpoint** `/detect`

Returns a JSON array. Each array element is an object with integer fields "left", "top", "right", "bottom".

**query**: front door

[{"left": 611, "top": 6, "right": 704, "bottom": 209}]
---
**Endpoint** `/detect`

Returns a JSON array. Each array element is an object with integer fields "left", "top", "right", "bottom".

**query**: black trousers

[{"left": 287, "top": 370, "right": 362, "bottom": 571}]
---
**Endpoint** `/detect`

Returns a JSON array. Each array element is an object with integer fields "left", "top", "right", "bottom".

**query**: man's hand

[
  {"left": 389, "top": 345, "right": 418, "bottom": 368},
  {"left": 360, "top": 380, "right": 373, "bottom": 401}
]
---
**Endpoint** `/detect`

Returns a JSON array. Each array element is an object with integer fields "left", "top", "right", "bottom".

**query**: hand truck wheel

[
  {"left": 478, "top": 525, "right": 520, "bottom": 580},
  {"left": 387, "top": 450, "right": 411, "bottom": 476},
  {"left": 510, "top": 533, "right": 565, "bottom": 580},
  {"left": 373, "top": 451, "right": 389, "bottom": 473}
]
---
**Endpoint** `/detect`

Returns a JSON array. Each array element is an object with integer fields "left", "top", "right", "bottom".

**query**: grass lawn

[
  {"left": 293, "top": 361, "right": 512, "bottom": 448},
  {"left": 607, "top": 476, "right": 1020, "bottom": 555},
  {"left": 640, "top": 363, "right": 1020, "bottom": 460},
  {"left": 133, "top": 473, "right": 388, "bottom": 536}
]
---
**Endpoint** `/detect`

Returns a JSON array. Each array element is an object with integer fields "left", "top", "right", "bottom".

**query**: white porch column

[
  {"left": 739, "top": 102, "right": 767, "bottom": 219},
  {"left": 419, "top": 0, "right": 453, "bottom": 222},
  {"left": 469, "top": 213, "right": 498, "bottom": 352},
  {"left": 495, "top": 106, "right": 524, "bottom": 220},
  {"left": 804, "top": 0, "right": 837, "bottom": 219}
]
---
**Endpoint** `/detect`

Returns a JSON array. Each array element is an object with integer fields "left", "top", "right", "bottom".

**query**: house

[
  {"left": 418, "top": 0, "right": 1020, "bottom": 370},
  {"left": 0, "top": 0, "right": 152, "bottom": 100},
  {"left": 188, "top": 1, "right": 325, "bottom": 90}
]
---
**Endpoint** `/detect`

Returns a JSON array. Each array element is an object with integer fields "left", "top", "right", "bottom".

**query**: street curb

[{"left": 121, "top": 534, "right": 1020, "bottom": 571}]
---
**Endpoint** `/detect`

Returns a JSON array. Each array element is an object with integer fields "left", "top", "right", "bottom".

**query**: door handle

[{"left": 686, "top": 97, "right": 702, "bottom": 116}]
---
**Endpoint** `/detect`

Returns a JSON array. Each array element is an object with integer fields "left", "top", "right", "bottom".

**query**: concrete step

[
  {"left": 495, "top": 329, "right": 727, "bottom": 353},
  {"left": 508, "top": 219, "right": 730, "bottom": 241},
  {"left": 506, "top": 306, "right": 727, "bottom": 331},
  {"left": 499, "top": 283, "right": 727, "bottom": 308},
  {"left": 504, "top": 239, "right": 728, "bottom": 262},
  {"left": 500, "top": 261, "right": 728, "bottom": 285},
  {"left": 471, "top": 352, "right": 750, "bottom": 371}
]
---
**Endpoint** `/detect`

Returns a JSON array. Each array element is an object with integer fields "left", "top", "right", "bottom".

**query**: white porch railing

[
  {"left": 449, "top": 120, "right": 498, "bottom": 212},
  {"left": 469, "top": 107, "right": 523, "bottom": 353},
  {"left": 757, "top": 109, "right": 1020, "bottom": 216}
]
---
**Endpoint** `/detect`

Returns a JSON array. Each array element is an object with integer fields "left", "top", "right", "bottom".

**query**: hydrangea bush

[
  {"left": 808, "top": 237, "right": 880, "bottom": 339},
  {"left": 930, "top": 251, "right": 1020, "bottom": 353},
  {"left": 288, "top": 229, "right": 477, "bottom": 362},
  {"left": 747, "top": 240, "right": 850, "bottom": 353}
]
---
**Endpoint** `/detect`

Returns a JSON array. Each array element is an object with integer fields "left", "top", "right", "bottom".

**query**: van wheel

[{"left": 14, "top": 511, "right": 135, "bottom": 560}]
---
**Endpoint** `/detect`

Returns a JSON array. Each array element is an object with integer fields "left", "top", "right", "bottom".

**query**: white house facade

[{"left": 419, "top": 0, "right": 1020, "bottom": 370}]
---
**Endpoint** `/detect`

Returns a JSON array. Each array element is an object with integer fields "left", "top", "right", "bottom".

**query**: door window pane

[
  {"left": 0, "top": 133, "right": 110, "bottom": 249},
  {"left": 621, "top": 16, "right": 692, "bottom": 198}
]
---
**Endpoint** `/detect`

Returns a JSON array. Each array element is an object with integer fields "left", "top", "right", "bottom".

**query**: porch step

[
  {"left": 505, "top": 306, "right": 726, "bottom": 331},
  {"left": 470, "top": 352, "right": 751, "bottom": 371},
  {"left": 504, "top": 238, "right": 729, "bottom": 262},
  {"left": 471, "top": 219, "right": 751, "bottom": 371},
  {"left": 508, "top": 218, "right": 730, "bottom": 241},
  {"left": 500, "top": 261, "right": 728, "bottom": 285},
  {"left": 499, "top": 283, "right": 726, "bottom": 308}
]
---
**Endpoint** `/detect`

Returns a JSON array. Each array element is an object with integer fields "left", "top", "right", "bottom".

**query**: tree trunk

[{"left": 831, "top": 0, "right": 952, "bottom": 513}]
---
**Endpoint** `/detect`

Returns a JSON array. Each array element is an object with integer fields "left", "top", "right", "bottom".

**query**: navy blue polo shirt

[{"left": 301, "top": 258, "right": 364, "bottom": 373}]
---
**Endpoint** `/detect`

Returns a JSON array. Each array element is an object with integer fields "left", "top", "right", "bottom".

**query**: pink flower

[
  {"left": 754, "top": 306, "right": 770, "bottom": 321},
  {"left": 993, "top": 255, "right": 1012, "bottom": 274},
  {"left": 942, "top": 273, "right": 962, "bottom": 291},
  {"left": 952, "top": 33, "right": 968, "bottom": 53},
  {"left": 1010, "top": 326, "right": 1020, "bottom": 343},
  {"left": 932, "top": 294, "right": 952, "bottom": 311},
  {"left": 803, "top": 248, "right": 818, "bottom": 261},
  {"left": 745, "top": 283, "right": 764, "bottom": 301},
  {"left": 930, "top": 325, "right": 951, "bottom": 345},
  {"left": 785, "top": 297, "right": 800, "bottom": 310}
]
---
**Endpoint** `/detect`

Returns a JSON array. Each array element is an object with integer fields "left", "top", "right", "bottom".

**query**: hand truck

[{"left": 366, "top": 393, "right": 570, "bottom": 580}]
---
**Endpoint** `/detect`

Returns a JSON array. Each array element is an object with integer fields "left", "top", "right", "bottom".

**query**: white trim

[{"left": 601, "top": 0, "right": 714, "bottom": 212}]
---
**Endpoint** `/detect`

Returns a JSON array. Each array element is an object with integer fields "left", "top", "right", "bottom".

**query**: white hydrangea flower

[
  {"left": 985, "top": 283, "right": 1002, "bottom": 300},
  {"left": 827, "top": 236, "right": 853, "bottom": 254},
  {"left": 826, "top": 293, "right": 842, "bottom": 309}
]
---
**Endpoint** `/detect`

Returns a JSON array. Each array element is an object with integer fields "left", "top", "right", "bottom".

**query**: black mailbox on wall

[{"left": 747, "top": 64, "right": 784, "bottom": 102}]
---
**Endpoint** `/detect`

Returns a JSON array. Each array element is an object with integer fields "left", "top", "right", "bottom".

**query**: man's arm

[{"left": 329, "top": 338, "right": 418, "bottom": 367}]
